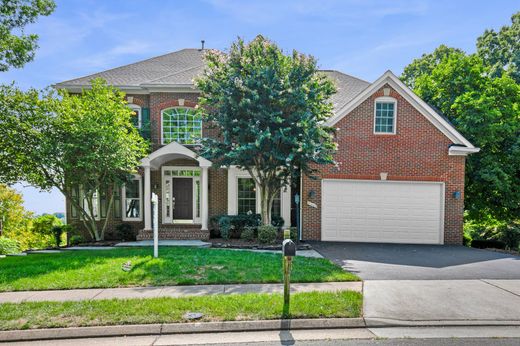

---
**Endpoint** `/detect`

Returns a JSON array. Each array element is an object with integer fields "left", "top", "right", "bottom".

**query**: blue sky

[{"left": 2, "top": 0, "right": 518, "bottom": 215}]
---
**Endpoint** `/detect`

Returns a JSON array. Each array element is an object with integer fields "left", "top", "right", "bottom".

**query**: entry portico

[{"left": 140, "top": 141, "right": 212, "bottom": 233}]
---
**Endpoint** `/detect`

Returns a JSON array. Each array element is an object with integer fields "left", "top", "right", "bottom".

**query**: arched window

[{"left": 162, "top": 107, "right": 202, "bottom": 144}]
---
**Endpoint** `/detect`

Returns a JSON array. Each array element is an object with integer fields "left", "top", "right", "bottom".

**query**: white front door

[{"left": 321, "top": 179, "right": 444, "bottom": 244}]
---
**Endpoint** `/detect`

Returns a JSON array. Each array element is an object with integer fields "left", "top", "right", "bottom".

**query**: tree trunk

[
  {"left": 260, "top": 184, "right": 277, "bottom": 226},
  {"left": 100, "top": 189, "right": 115, "bottom": 240},
  {"left": 260, "top": 186, "right": 271, "bottom": 226}
]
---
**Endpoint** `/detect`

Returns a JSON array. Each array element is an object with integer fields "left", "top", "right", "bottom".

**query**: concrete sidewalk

[
  {"left": 364, "top": 279, "right": 520, "bottom": 326},
  {"left": 0, "top": 281, "right": 361, "bottom": 303}
]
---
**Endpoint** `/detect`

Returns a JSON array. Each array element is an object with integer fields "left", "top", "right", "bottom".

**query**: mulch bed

[
  {"left": 484, "top": 248, "right": 519, "bottom": 256},
  {"left": 208, "top": 238, "right": 312, "bottom": 251}
]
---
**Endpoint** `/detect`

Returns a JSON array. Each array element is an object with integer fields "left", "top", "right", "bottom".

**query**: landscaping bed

[
  {"left": 0, "top": 291, "right": 362, "bottom": 331},
  {"left": 0, "top": 247, "right": 359, "bottom": 292},
  {"left": 208, "top": 238, "right": 312, "bottom": 250}
]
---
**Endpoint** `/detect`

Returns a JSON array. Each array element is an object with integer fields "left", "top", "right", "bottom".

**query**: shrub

[
  {"left": 52, "top": 226, "right": 63, "bottom": 247},
  {"left": 0, "top": 237, "right": 21, "bottom": 255},
  {"left": 116, "top": 223, "right": 136, "bottom": 241},
  {"left": 241, "top": 226, "right": 256, "bottom": 242},
  {"left": 219, "top": 216, "right": 232, "bottom": 239},
  {"left": 258, "top": 225, "right": 277, "bottom": 244},
  {"left": 471, "top": 239, "right": 506, "bottom": 250},
  {"left": 289, "top": 227, "right": 298, "bottom": 241},
  {"left": 463, "top": 232, "right": 472, "bottom": 247},
  {"left": 271, "top": 215, "right": 284, "bottom": 228},
  {"left": 216, "top": 214, "right": 262, "bottom": 239},
  {"left": 465, "top": 218, "right": 520, "bottom": 250},
  {"left": 69, "top": 235, "right": 84, "bottom": 246}
]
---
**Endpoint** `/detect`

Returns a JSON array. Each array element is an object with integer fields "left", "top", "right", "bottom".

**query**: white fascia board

[
  {"left": 449, "top": 146, "right": 481, "bottom": 156},
  {"left": 325, "top": 70, "right": 476, "bottom": 148}
]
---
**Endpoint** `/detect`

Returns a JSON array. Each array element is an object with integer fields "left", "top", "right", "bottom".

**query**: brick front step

[{"left": 137, "top": 225, "right": 209, "bottom": 240}]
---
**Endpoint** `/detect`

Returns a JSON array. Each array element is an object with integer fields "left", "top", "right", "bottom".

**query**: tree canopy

[
  {"left": 401, "top": 14, "right": 520, "bottom": 223},
  {"left": 196, "top": 36, "right": 337, "bottom": 225},
  {"left": 477, "top": 12, "right": 520, "bottom": 83},
  {"left": 0, "top": 79, "right": 148, "bottom": 240},
  {"left": 0, "top": 0, "right": 56, "bottom": 71}
]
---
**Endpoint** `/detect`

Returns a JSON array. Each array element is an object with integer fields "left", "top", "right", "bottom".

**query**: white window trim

[
  {"left": 128, "top": 104, "right": 142, "bottom": 129},
  {"left": 79, "top": 187, "right": 101, "bottom": 221},
  {"left": 161, "top": 166, "right": 202, "bottom": 224},
  {"left": 227, "top": 166, "right": 291, "bottom": 227},
  {"left": 373, "top": 96, "right": 397, "bottom": 135},
  {"left": 160, "top": 107, "right": 203, "bottom": 145},
  {"left": 122, "top": 174, "right": 143, "bottom": 221},
  {"left": 236, "top": 176, "right": 258, "bottom": 215}
]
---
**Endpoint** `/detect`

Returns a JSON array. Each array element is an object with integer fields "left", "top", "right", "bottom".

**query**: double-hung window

[
  {"left": 128, "top": 104, "right": 142, "bottom": 129},
  {"left": 237, "top": 178, "right": 256, "bottom": 214},
  {"left": 162, "top": 107, "right": 202, "bottom": 145},
  {"left": 122, "top": 176, "right": 142, "bottom": 221},
  {"left": 374, "top": 98, "right": 397, "bottom": 134}
]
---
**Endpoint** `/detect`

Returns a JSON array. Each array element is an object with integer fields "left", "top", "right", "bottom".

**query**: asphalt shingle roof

[{"left": 55, "top": 49, "right": 370, "bottom": 112}]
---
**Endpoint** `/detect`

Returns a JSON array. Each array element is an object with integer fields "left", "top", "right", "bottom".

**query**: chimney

[{"left": 200, "top": 40, "right": 205, "bottom": 50}]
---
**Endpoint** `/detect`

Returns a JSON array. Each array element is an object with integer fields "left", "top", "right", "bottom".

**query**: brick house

[{"left": 55, "top": 48, "right": 479, "bottom": 244}]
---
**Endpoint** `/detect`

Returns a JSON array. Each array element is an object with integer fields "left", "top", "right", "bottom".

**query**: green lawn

[
  {"left": 0, "top": 247, "right": 358, "bottom": 291},
  {"left": 0, "top": 291, "right": 362, "bottom": 330}
]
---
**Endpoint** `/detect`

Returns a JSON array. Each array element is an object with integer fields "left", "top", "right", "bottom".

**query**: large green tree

[
  {"left": 402, "top": 47, "right": 520, "bottom": 223},
  {"left": 0, "top": 79, "right": 148, "bottom": 240},
  {"left": 477, "top": 11, "right": 520, "bottom": 83},
  {"left": 0, "top": 0, "right": 55, "bottom": 71},
  {"left": 196, "top": 36, "right": 337, "bottom": 225},
  {"left": 0, "top": 184, "right": 31, "bottom": 237}
]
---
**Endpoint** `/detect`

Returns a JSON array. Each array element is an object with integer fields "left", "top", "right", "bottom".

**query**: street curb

[
  {"left": 0, "top": 318, "right": 365, "bottom": 342},
  {"left": 3, "top": 317, "right": 520, "bottom": 342},
  {"left": 364, "top": 318, "right": 520, "bottom": 327}
]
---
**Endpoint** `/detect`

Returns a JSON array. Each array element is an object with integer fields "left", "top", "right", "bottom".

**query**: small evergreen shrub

[
  {"left": 69, "top": 235, "right": 84, "bottom": 246},
  {"left": 241, "top": 226, "right": 256, "bottom": 242},
  {"left": 271, "top": 215, "right": 284, "bottom": 228},
  {"left": 216, "top": 214, "right": 262, "bottom": 239},
  {"left": 289, "top": 227, "right": 298, "bottom": 241},
  {"left": 0, "top": 237, "right": 21, "bottom": 255},
  {"left": 116, "top": 223, "right": 136, "bottom": 241},
  {"left": 258, "top": 225, "right": 277, "bottom": 244},
  {"left": 52, "top": 226, "right": 63, "bottom": 247}
]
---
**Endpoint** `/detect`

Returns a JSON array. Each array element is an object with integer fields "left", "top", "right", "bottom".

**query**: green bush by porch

[{"left": 0, "top": 247, "right": 359, "bottom": 292}]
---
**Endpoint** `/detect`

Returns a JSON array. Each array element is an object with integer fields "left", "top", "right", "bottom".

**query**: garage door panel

[{"left": 321, "top": 180, "right": 443, "bottom": 244}]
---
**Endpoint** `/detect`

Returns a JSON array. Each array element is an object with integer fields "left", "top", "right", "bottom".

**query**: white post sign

[{"left": 152, "top": 193, "right": 159, "bottom": 258}]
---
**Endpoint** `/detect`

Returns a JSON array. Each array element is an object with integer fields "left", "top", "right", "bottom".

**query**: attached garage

[{"left": 321, "top": 180, "right": 444, "bottom": 244}]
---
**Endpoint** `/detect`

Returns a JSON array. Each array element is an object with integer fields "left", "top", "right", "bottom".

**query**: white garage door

[{"left": 322, "top": 180, "right": 444, "bottom": 244}]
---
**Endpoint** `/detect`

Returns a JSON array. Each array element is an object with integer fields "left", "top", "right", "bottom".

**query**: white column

[
  {"left": 143, "top": 164, "right": 152, "bottom": 231},
  {"left": 281, "top": 185, "right": 291, "bottom": 227},
  {"left": 201, "top": 166, "right": 209, "bottom": 230}
]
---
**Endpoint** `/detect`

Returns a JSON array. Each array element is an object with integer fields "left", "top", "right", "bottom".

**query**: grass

[
  {"left": 0, "top": 291, "right": 362, "bottom": 331},
  {"left": 0, "top": 247, "right": 358, "bottom": 292}
]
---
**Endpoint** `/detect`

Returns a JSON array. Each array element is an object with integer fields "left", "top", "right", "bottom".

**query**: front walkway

[{"left": 0, "top": 281, "right": 361, "bottom": 303}]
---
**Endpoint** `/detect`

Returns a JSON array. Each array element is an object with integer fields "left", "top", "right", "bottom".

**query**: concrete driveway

[
  {"left": 311, "top": 242, "right": 520, "bottom": 280},
  {"left": 311, "top": 242, "right": 520, "bottom": 325}
]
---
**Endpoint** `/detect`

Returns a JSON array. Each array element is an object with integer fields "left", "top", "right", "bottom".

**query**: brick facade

[
  {"left": 68, "top": 91, "right": 228, "bottom": 241},
  {"left": 301, "top": 84, "right": 466, "bottom": 244},
  {"left": 68, "top": 85, "right": 467, "bottom": 244}
]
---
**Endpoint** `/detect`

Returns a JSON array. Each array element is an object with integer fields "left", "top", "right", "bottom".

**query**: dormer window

[
  {"left": 128, "top": 104, "right": 142, "bottom": 129},
  {"left": 374, "top": 97, "right": 397, "bottom": 134},
  {"left": 162, "top": 107, "right": 202, "bottom": 145}
]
